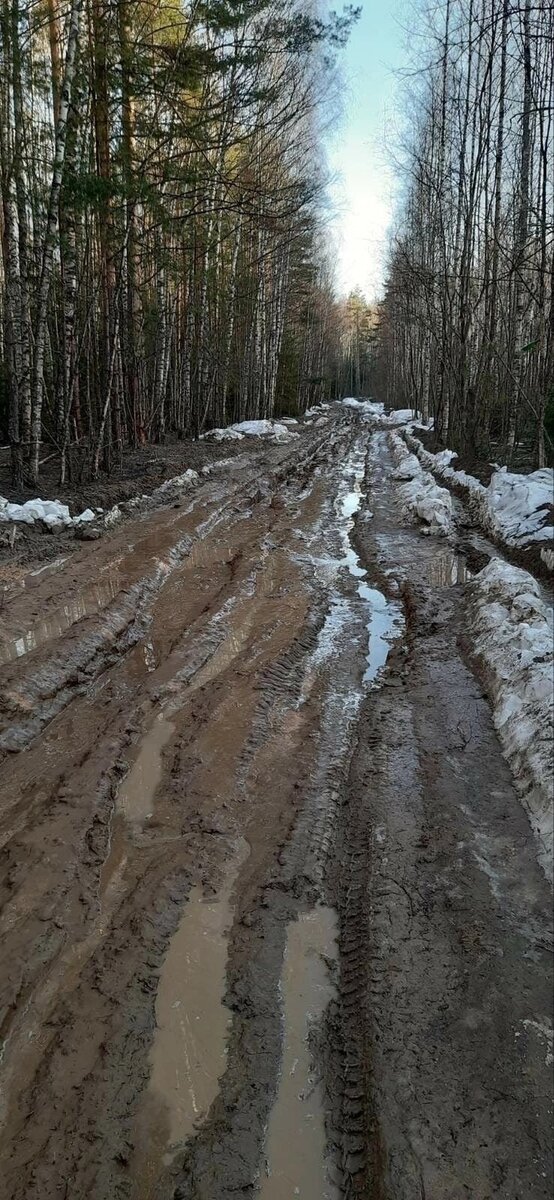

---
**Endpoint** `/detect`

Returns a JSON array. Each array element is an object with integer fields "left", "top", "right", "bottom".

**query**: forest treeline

[
  {"left": 375, "top": 0, "right": 554, "bottom": 466},
  {"left": 0, "top": 0, "right": 357, "bottom": 486}
]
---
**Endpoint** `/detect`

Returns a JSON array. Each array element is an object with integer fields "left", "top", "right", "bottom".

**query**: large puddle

[
  {"left": 132, "top": 840, "right": 249, "bottom": 1197},
  {"left": 261, "top": 906, "right": 339, "bottom": 1199}
]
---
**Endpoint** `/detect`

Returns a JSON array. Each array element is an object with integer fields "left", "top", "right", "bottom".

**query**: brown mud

[{"left": 0, "top": 411, "right": 551, "bottom": 1200}]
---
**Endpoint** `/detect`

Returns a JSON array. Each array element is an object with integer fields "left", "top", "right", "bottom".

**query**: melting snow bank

[
  {"left": 389, "top": 432, "right": 453, "bottom": 535},
  {"left": 338, "top": 397, "right": 435, "bottom": 429},
  {"left": 404, "top": 429, "right": 553, "bottom": 568},
  {"left": 469, "top": 559, "right": 554, "bottom": 879},
  {"left": 0, "top": 496, "right": 96, "bottom": 531},
  {"left": 200, "top": 418, "right": 298, "bottom": 442},
  {"left": 381, "top": 408, "right": 419, "bottom": 425},
  {"left": 0, "top": 468, "right": 200, "bottom": 535},
  {"left": 339, "top": 397, "right": 385, "bottom": 418}
]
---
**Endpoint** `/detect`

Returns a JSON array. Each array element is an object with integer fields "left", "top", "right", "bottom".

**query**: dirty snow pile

[
  {"left": 303, "top": 403, "right": 332, "bottom": 426},
  {"left": 469, "top": 558, "right": 554, "bottom": 876},
  {"left": 200, "top": 418, "right": 297, "bottom": 442},
  {"left": 486, "top": 468, "right": 553, "bottom": 552},
  {"left": 153, "top": 468, "right": 199, "bottom": 495},
  {"left": 381, "top": 408, "right": 418, "bottom": 426},
  {"left": 0, "top": 496, "right": 96, "bottom": 531},
  {"left": 390, "top": 432, "right": 453, "bottom": 535},
  {"left": 339, "top": 397, "right": 384, "bottom": 418},
  {"left": 405, "top": 430, "right": 553, "bottom": 566},
  {"left": 0, "top": 467, "right": 201, "bottom": 535}
]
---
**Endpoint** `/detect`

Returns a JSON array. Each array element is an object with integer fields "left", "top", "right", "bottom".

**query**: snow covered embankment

[
  {"left": 404, "top": 429, "right": 554, "bottom": 569},
  {"left": 340, "top": 397, "right": 385, "bottom": 418},
  {"left": 389, "top": 432, "right": 453, "bottom": 535},
  {"left": 469, "top": 559, "right": 554, "bottom": 878}
]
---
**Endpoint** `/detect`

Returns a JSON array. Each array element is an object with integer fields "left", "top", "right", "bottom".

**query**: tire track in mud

[
  {"left": 0, "top": 428, "right": 329, "bottom": 754},
  {"left": 325, "top": 425, "right": 553, "bottom": 1200},
  {"left": 168, "top": 432, "right": 402, "bottom": 1200},
  {"left": 0, "top": 416, "right": 367, "bottom": 1200},
  {"left": 3, "top": 413, "right": 549, "bottom": 1200}
]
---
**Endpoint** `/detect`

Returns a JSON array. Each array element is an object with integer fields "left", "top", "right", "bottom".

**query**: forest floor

[{"left": 0, "top": 407, "right": 552, "bottom": 1200}]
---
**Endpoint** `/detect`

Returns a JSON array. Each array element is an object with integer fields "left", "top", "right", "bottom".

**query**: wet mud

[{"left": 0, "top": 411, "right": 551, "bottom": 1200}]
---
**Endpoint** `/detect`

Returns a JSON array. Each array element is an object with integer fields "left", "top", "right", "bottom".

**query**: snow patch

[
  {"left": 486, "top": 467, "right": 553, "bottom": 546},
  {"left": 200, "top": 419, "right": 297, "bottom": 441},
  {"left": 154, "top": 468, "right": 199, "bottom": 495},
  {"left": 405, "top": 430, "right": 553, "bottom": 561},
  {"left": 73, "top": 508, "right": 96, "bottom": 525},
  {"left": 469, "top": 558, "right": 553, "bottom": 877},
  {"left": 389, "top": 433, "right": 453, "bottom": 534},
  {"left": 339, "top": 397, "right": 385, "bottom": 418},
  {"left": 200, "top": 427, "right": 245, "bottom": 441},
  {"left": 0, "top": 466, "right": 201, "bottom": 535},
  {"left": 382, "top": 408, "right": 418, "bottom": 425},
  {"left": 1, "top": 496, "right": 86, "bottom": 531}
]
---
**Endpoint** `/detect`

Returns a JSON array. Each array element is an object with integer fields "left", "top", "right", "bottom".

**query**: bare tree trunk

[
  {"left": 507, "top": 0, "right": 532, "bottom": 458},
  {"left": 30, "top": 0, "right": 84, "bottom": 484}
]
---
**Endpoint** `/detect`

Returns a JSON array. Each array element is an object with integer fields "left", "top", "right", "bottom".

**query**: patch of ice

[{"left": 469, "top": 558, "right": 553, "bottom": 877}]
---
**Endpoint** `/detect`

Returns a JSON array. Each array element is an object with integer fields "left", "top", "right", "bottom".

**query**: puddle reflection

[
  {"left": 131, "top": 840, "right": 249, "bottom": 1195},
  {"left": 261, "top": 906, "right": 339, "bottom": 1200}
]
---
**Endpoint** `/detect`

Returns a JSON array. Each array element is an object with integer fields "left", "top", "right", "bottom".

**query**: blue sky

[{"left": 326, "top": 0, "right": 407, "bottom": 301}]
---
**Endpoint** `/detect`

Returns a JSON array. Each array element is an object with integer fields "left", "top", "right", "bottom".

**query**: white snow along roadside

[
  {"left": 389, "top": 431, "right": 453, "bottom": 535},
  {"left": 469, "top": 558, "right": 554, "bottom": 879},
  {"left": 404, "top": 429, "right": 553, "bottom": 567},
  {"left": 0, "top": 497, "right": 95, "bottom": 531},
  {"left": 0, "top": 468, "right": 200, "bottom": 533},
  {"left": 200, "top": 418, "right": 298, "bottom": 441}
]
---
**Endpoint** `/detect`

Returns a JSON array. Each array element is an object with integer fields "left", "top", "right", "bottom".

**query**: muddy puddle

[
  {"left": 261, "top": 906, "right": 339, "bottom": 1199},
  {"left": 119, "top": 711, "right": 175, "bottom": 826},
  {"left": 131, "top": 840, "right": 249, "bottom": 1196},
  {"left": 336, "top": 446, "right": 403, "bottom": 686},
  {"left": 0, "top": 567, "right": 122, "bottom": 666},
  {"left": 100, "top": 711, "right": 175, "bottom": 900},
  {"left": 101, "top": 592, "right": 263, "bottom": 900},
  {"left": 358, "top": 582, "right": 402, "bottom": 683}
]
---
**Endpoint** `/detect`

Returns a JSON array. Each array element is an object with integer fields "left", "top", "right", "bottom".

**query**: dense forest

[
  {"left": 375, "top": 0, "right": 554, "bottom": 466},
  {"left": 0, "top": 0, "right": 357, "bottom": 486},
  {"left": 1, "top": 1, "right": 552, "bottom": 488}
]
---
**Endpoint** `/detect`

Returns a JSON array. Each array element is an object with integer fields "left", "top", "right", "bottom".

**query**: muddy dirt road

[{"left": 0, "top": 409, "right": 552, "bottom": 1200}]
